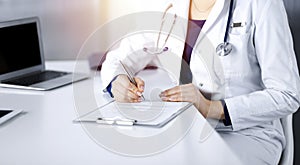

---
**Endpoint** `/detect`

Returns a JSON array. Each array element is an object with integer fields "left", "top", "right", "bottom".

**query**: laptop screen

[{"left": 0, "top": 22, "right": 42, "bottom": 75}]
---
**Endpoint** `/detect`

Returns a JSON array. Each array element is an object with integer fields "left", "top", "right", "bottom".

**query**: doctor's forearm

[
  {"left": 160, "top": 84, "right": 226, "bottom": 120},
  {"left": 198, "top": 99, "right": 225, "bottom": 120},
  {"left": 224, "top": 88, "right": 300, "bottom": 131},
  {"left": 193, "top": 89, "right": 225, "bottom": 120}
]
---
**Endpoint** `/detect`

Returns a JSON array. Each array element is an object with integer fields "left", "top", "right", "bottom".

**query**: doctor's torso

[
  {"left": 154, "top": 0, "right": 263, "bottom": 100},
  {"left": 102, "top": 0, "right": 295, "bottom": 102}
]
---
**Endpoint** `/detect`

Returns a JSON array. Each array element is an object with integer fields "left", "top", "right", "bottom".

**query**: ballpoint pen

[
  {"left": 119, "top": 60, "right": 145, "bottom": 101},
  {"left": 97, "top": 117, "right": 137, "bottom": 126}
]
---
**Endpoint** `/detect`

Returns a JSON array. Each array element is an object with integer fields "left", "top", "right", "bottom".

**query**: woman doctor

[{"left": 101, "top": 0, "right": 300, "bottom": 164}]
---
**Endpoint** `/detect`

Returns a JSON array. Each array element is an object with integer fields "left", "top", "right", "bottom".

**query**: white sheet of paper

[
  {"left": 78, "top": 101, "right": 190, "bottom": 126},
  {"left": 136, "top": 68, "right": 178, "bottom": 101}
]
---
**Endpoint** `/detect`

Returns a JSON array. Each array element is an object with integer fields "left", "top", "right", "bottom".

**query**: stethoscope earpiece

[
  {"left": 143, "top": 47, "right": 169, "bottom": 55},
  {"left": 143, "top": 4, "right": 176, "bottom": 55}
]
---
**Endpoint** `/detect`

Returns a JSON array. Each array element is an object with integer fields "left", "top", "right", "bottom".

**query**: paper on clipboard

[{"left": 75, "top": 101, "right": 192, "bottom": 128}]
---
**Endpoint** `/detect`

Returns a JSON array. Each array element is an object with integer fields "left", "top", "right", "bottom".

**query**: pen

[
  {"left": 119, "top": 60, "right": 145, "bottom": 100},
  {"left": 97, "top": 117, "right": 137, "bottom": 126}
]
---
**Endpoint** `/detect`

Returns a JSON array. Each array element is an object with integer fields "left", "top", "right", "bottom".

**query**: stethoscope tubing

[{"left": 223, "top": 0, "right": 234, "bottom": 43}]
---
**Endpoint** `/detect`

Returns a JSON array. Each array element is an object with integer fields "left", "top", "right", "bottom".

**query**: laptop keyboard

[{"left": 2, "top": 71, "right": 70, "bottom": 86}]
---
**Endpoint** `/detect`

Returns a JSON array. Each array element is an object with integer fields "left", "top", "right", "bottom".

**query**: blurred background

[{"left": 0, "top": 0, "right": 160, "bottom": 60}]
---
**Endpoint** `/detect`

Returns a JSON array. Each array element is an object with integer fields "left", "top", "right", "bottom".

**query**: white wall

[
  {"left": 0, "top": 0, "right": 104, "bottom": 60},
  {"left": 104, "top": 0, "right": 163, "bottom": 21},
  {"left": 0, "top": 0, "right": 162, "bottom": 60}
]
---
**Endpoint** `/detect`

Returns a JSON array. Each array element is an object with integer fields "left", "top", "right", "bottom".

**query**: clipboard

[{"left": 74, "top": 101, "right": 193, "bottom": 128}]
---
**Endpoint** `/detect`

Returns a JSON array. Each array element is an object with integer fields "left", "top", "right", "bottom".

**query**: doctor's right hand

[{"left": 111, "top": 74, "right": 145, "bottom": 103}]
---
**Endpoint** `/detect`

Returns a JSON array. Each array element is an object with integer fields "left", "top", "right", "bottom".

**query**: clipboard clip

[{"left": 97, "top": 117, "right": 137, "bottom": 126}]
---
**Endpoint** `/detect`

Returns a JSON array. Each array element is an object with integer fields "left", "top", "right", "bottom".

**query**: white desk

[{"left": 0, "top": 61, "right": 241, "bottom": 165}]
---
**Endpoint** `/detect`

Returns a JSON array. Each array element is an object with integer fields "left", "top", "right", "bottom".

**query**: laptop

[{"left": 0, "top": 17, "right": 88, "bottom": 91}]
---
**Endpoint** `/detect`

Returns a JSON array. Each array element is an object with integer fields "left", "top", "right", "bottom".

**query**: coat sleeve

[
  {"left": 100, "top": 34, "right": 160, "bottom": 90},
  {"left": 225, "top": 0, "right": 300, "bottom": 131}
]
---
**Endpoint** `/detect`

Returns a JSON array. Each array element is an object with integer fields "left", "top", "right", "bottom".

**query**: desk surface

[{"left": 0, "top": 61, "right": 241, "bottom": 165}]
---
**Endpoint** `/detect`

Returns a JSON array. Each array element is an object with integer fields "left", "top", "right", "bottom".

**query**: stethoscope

[
  {"left": 216, "top": 0, "right": 234, "bottom": 56},
  {"left": 143, "top": 0, "right": 235, "bottom": 57},
  {"left": 143, "top": 4, "right": 177, "bottom": 55}
]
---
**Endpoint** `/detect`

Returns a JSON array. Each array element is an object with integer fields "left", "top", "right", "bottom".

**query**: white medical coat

[{"left": 101, "top": 0, "right": 300, "bottom": 151}]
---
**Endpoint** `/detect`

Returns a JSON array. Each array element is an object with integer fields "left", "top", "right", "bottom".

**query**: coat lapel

[{"left": 201, "top": 0, "right": 226, "bottom": 33}]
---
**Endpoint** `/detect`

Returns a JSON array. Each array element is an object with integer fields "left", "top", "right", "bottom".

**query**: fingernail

[
  {"left": 136, "top": 91, "right": 142, "bottom": 96},
  {"left": 138, "top": 98, "right": 143, "bottom": 102},
  {"left": 168, "top": 96, "right": 175, "bottom": 101},
  {"left": 140, "top": 86, "right": 144, "bottom": 90},
  {"left": 159, "top": 93, "right": 165, "bottom": 97},
  {"left": 161, "top": 96, "right": 168, "bottom": 101}
]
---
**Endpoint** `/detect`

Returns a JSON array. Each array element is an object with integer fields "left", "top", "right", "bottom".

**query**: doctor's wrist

[{"left": 203, "top": 100, "right": 225, "bottom": 120}]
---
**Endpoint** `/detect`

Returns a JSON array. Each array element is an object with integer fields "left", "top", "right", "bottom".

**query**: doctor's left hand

[{"left": 159, "top": 83, "right": 225, "bottom": 120}]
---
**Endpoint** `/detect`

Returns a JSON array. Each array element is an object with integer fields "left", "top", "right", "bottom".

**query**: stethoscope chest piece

[
  {"left": 216, "top": 0, "right": 235, "bottom": 57},
  {"left": 216, "top": 42, "right": 232, "bottom": 56}
]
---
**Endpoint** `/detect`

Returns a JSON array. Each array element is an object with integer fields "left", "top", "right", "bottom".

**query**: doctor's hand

[
  {"left": 111, "top": 74, "right": 145, "bottom": 103},
  {"left": 159, "top": 83, "right": 225, "bottom": 119}
]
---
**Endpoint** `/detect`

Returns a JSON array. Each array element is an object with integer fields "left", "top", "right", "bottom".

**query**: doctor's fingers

[
  {"left": 160, "top": 86, "right": 182, "bottom": 97},
  {"left": 112, "top": 86, "right": 141, "bottom": 102},
  {"left": 112, "top": 77, "right": 141, "bottom": 96},
  {"left": 134, "top": 77, "right": 145, "bottom": 92},
  {"left": 160, "top": 84, "right": 195, "bottom": 97},
  {"left": 161, "top": 92, "right": 195, "bottom": 102},
  {"left": 113, "top": 83, "right": 140, "bottom": 99}
]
